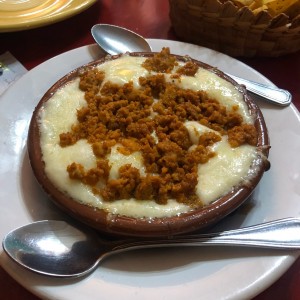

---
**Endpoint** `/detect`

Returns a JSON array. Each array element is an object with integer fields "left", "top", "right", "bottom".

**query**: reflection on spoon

[
  {"left": 91, "top": 24, "right": 292, "bottom": 106},
  {"left": 2, "top": 218, "right": 300, "bottom": 278}
]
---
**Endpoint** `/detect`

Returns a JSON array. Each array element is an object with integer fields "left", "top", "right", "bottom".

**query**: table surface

[{"left": 0, "top": 0, "right": 299, "bottom": 299}]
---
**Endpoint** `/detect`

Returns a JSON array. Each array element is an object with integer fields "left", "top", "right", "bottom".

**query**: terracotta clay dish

[{"left": 28, "top": 49, "right": 270, "bottom": 237}]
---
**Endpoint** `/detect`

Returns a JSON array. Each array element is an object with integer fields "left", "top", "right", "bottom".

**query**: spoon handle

[
  {"left": 228, "top": 74, "right": 292, "bottom": 106},
  {"left": 113, "top": 218, "right": 300, "bottom": 251}
]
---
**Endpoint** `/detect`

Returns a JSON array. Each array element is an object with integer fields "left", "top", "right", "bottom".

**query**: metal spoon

[
  {"left": 91, "top": 23, "right": 151, "bottom": 55},
  {"left": 91, "top": 24, "right": 292, "bottom": 106},
  {"left": 3, "top": 218, "right": 300, "bottom": 278}
]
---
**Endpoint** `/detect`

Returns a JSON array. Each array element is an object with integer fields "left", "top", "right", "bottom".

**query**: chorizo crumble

[{"left": 59, "top": 48, "right": 258, "bottom": 207}]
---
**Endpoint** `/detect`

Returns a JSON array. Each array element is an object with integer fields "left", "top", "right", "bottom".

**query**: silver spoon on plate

[
  {"left": 2, "top": 218, "right": 300, "bottom": 278},
  {"left": 91, "top": 24, "right": 292, "bottom": 107}
]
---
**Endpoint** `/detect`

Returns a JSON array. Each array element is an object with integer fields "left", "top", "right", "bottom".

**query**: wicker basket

[{"left": 169, "top": 0, "right": 300, "bottom": 57}]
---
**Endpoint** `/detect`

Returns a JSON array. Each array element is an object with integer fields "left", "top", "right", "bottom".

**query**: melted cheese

[
  {"left": 39, "top": 55, "right": 258, "bottom": 218},
  {"left": 97, "top": 56, "right": 147, "bottom": 88}
]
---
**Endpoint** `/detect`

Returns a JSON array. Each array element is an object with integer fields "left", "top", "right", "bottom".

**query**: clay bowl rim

[{"left": 27, "top": 52, "right": 270, "bottom": 238}]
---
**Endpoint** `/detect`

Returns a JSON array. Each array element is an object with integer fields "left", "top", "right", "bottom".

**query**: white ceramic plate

[{"left": 0, "top": 40, "right": 300, "bottom": 300}]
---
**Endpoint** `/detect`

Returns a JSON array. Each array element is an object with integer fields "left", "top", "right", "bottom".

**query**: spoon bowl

[
  {"left": 3, "top": 218, "right": 300, "bottom": 278},
  {"left": 91, "top": 23, "right": 291, "bottom": 106},
  {"left": 91, "top": 24, "right": 151, "bottom": 55}
]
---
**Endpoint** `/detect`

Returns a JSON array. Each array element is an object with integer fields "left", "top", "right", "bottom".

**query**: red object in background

[{"left": 0, "top": 1, "right": 299, "bottom": 299}]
